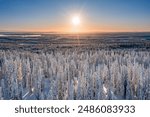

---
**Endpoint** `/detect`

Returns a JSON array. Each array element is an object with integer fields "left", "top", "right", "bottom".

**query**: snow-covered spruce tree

[
  {"left": 0, "top": 49, "right": 150, "bottom": 100},
  {"left": 17, "top": 58, "right": 23, "bottom": 99},
  {"left": 0, "top": 86, "right": 3, "bottom": 99}
]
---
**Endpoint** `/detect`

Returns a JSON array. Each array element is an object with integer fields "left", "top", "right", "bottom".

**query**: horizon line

[{"left": 0, "top": 31, "right": 150, "bottom": 34}]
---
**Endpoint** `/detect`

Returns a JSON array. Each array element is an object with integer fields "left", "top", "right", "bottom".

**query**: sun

[{"left": 72, "top": 16, "right": 80, "bottom": 26}]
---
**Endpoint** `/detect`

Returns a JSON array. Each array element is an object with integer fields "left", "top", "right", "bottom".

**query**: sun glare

[{"left": 72, "top": 16, "right": 80, "bottom": 26}]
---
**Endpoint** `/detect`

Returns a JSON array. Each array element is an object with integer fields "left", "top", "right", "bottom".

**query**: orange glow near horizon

[
  {"left": 1, "top": 22, "right": 150, "bottom": 33},
  {"left": 1, "top": 27, "right": 150, "bottom": 33},
  {"left": 3, "top": 27, "right": 150, "bottom": 33}
]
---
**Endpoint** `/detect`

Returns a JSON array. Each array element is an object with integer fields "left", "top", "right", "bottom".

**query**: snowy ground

[{"left": 0, "top": 49, "right": 150, "bottom": 100}]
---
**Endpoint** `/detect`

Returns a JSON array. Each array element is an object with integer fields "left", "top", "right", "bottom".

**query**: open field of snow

[{"left": 0, "top": 49, "right": 150, "bottom": 100}]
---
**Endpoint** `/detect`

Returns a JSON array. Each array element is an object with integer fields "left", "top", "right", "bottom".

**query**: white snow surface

[{"left": 0, "top": 49, "right": 150, "bottom": 100}]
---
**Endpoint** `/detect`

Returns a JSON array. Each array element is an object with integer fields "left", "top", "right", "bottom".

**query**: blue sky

[{"left": 0, "top": 0, "right": 150, "bottom": 32}]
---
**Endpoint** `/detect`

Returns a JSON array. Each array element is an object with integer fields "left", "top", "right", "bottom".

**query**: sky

[{"left": 0, "top": 0, "right": 150, "bottom": 32}]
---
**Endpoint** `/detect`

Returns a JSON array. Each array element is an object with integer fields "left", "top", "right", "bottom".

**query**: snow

[
  {"left": 0, "top": 34, "right": 41, "bottom": 37},
  {"left": 0, "top": 49, "right": 150, "bottom": 100}
]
